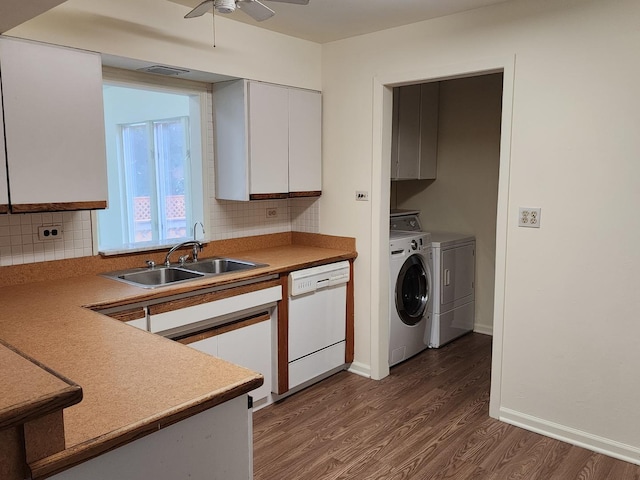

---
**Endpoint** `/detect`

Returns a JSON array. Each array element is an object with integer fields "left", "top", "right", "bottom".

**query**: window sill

[{"left": 99, "top": 238, "right": 207, "bottom": 257}]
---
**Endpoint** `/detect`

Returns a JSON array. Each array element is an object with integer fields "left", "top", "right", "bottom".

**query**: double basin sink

[{"left": 103, "top": 258, "right": 267, "bottom": 289}]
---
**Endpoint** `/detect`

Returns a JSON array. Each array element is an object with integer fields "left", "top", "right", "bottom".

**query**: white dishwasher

[{"left": 288, "top": 261, "right": 350, "bottom": 389}]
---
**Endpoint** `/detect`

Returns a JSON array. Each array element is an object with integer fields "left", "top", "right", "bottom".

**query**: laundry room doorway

[
  {"left": 390, "top": 72, "right": 503, "bottom": 339},
  {"left": 370, "top": 57, "right": 515, "bottom": 419}
]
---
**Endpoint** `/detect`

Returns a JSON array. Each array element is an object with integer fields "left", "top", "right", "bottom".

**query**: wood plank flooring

[{"left": 253, "top": 333, "right": 640, "bottom": 479}]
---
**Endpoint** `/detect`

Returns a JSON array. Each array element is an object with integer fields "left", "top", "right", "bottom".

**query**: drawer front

[
  {"left": 150, "top": 286, "right": 281, "bottom": 335},
  {"left": 289, "top": 341, "right": 345, "bottom": 389}
]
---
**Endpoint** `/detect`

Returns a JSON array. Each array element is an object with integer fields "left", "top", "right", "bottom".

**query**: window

[{"left": 97, "top": 78, "right": 206, "bottom": 253}]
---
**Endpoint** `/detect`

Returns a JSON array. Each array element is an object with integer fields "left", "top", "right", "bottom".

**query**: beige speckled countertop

[{"left": 0, "top": 232, "right": 357, "bottom": 479}]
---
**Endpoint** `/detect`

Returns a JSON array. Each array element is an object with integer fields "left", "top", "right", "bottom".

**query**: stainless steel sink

[
  {"left": 180, "top": 258, "right": 266, "bottom": 275},
  {"left": 103, "top": 266, "right": 204, "bottom": 288},
  {"left": 102, "top": 258, "right": 266, "bottom": 288}
]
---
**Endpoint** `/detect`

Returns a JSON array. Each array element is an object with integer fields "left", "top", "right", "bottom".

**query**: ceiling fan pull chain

[{"left": 212, "top": 8, "right": 216, "bottom": 47}]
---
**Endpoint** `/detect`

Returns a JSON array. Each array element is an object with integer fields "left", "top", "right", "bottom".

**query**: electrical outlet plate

[
  {"left": 356, "top": 191, "right": 369, "bottom": 201},
  {"left": 266, "top": 208, "right": 278, "bottom": 219},
  {"left": 518, "top": 207, "right": 541, "bottom": 228},
  {"left": 38, "top": 224, "right": 63, "bottom": 240}
]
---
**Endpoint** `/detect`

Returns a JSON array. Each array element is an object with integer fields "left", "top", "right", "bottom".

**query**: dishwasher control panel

[{"left": 289, "top": 261, "right": 350, "bottom": 297}]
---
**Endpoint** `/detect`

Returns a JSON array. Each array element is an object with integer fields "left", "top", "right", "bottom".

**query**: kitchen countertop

[{"left": 0, "top": 233, "right": 357, "bottom": 479}]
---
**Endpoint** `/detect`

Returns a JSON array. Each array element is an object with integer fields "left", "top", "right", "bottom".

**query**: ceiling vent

[{"left": 136, "top": 65, "right": 190, "bottom": 76}]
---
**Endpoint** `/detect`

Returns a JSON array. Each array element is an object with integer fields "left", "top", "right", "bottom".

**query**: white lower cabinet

[
  {"left": 149, "top": 284, "right": 281, "bottom": 408},
  {"left": 125, "top": 318, "right": 147, "bottom": 330},
  {"left": 186, "top": 315, "right": 273, "bottom": 405}
]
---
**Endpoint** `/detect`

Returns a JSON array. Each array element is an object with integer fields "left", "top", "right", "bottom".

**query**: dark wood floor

[{"left": 253, "top": 333, "right": 640, "bottom": 479}]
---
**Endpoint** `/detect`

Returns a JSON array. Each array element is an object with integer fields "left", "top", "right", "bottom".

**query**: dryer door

[{"left": 395, "top": 254, "right": 429, "bottom": 326}]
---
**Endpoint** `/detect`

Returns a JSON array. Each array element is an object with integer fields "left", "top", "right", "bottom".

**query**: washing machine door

[{"left": 395, "top": 254, "right": 429, "bottom": 326}]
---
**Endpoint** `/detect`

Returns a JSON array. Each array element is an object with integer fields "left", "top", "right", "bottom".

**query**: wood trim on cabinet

[
  {"left": 174, "top": 311, "right": 271, "bottom": 345},
  {"left": 105, "top": 308, "right": 146, "bottom": 323},
  {"left": 277, "top": 275, "right": 289, "bottom": 394},
  {"left": 10, "top": 201, "right": 107, "bottom": 213},
  {"left": 249, "top": 193, "right": 289, "bottom": 201},
  {"left": 288, "top": 191, "right": 321, "bottom": 198},
  {"left": 0, "top": 204, "right": 9, "bottom": 214},
  {"left": 345, "top": 260, "right": 355, "bottom": 363},
  {"left": 148, "top": 280, "right": 280, "bottom": 316}
]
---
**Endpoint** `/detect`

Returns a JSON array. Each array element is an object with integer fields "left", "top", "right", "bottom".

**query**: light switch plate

[{"left": 518, "top": 208, "right": 541, "bottom": 228}]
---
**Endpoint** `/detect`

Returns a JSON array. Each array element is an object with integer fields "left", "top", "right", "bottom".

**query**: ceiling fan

[{"left": 185, "top": 0, "right": 309, "bottom": 22}]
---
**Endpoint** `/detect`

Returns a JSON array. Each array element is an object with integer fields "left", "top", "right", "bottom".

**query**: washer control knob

[{"left": 410, "top": 240, "right": 418, "bottom": 251}]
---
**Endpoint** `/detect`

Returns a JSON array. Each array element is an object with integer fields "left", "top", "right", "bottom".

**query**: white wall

[
  {"left": 321, "top": 0, "right": 640, "bottom": 462},
  {"left": 394, "top": 74, "right": 503, "bottom": 335},
  {"left": 7, "top": 0, "right": 321, "bottom": 90}
]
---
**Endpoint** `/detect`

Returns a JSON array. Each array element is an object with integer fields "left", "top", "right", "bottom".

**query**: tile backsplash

[
  {"left": 0, "top": 211, "right": 93, "bottom": 266},
  {"left": 0, "top": 198, "right": 319, "bottom": 267}
]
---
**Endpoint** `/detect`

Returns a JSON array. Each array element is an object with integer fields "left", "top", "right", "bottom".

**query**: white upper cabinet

[
  {"left": 248, "top": 81, "right": 290, "bottom": 197},
  {"left": 391, "top": 82, "right": 439, "bottom": 181},
  {"left": 213, "top": 79, "right": 322, "bottom": 201},
  {"left": 289, "top": 87, "right": 322, "bottom": 195},
  {"left": 0, "top": 37, "right": 107, "bottom": 213},
  {"left": 0, "top": 79, "right": 8, "bottom": 213}
]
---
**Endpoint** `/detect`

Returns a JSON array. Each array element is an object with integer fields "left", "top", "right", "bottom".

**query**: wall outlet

[
  {"left": 38, "top": 224, "right": 63, "bottom": 240},
  {"left": 356, "top": 191, "right": 369, "bottom": 201},
  {"left": 266, "top": 208, "right": 278, "bottom": 219},
  {"left": 518, "top": 207, "right": 541, "bottom": 228}
]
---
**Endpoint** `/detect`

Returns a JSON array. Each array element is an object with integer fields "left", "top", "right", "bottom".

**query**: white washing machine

[
  {"left": 426, "top": 232, "right": 476, "bottom": 348},
  {"left": 389, "top": 212, "right": 433, "bottom": 366}
]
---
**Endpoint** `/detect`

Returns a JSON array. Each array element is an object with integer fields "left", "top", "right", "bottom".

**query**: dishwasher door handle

[{"left": 316, "top": 279, "right": 330, "bottom": 289}]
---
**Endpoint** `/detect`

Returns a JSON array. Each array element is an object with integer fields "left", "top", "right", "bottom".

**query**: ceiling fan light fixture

[{"left": 215, "top": 0, "right": 236, "bottom": 14}]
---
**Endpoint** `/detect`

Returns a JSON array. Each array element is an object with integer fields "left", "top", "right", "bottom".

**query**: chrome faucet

[
  {"left": 164, "top": 240, "right": 203, "bottom": 266},
  {"left": 193, "top": 221, "right": 205, "bottom": 242}
]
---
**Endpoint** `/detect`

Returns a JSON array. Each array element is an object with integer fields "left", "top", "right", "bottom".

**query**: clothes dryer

[
  {"left": 425, "top": 232, "right": 475, "bottom": 348},
  {"left": 389, "top": 229, "right": 432, "bottom": 366}
]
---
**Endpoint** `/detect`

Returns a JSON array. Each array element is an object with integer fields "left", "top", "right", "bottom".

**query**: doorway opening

[{"left": 371, "top": 57, "right": 515, "bottom": 418}]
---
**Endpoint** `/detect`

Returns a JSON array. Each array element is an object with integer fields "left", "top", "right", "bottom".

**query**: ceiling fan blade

[
  {"left": 237, "top": 0, "right": 275, "bottom": 22},
  {"left": 266, "top": 0, "right": 309, "bottom": 4},
  {"left": 185, "top": 0, "right": 215, "bottom": 18}
]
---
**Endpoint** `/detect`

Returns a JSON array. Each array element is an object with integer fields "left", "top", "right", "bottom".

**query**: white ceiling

[{"left": 169, "top": 0, "right": 515, "bottom": 44}]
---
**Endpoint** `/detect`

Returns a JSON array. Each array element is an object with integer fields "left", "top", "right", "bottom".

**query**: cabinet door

[
  {"left": 391, "top": 83, "right": 438, "bottom": 180},
  {"left": 0, "top": 37, "right": 107, "bottom": 213},
  {"left": 247, "top": 81, "right": 289, "bottom": 198},
  {"left": 217, "top": 317, "right": 272, "bottom": 403},
  {"left": 391, "top": 84, "right": 421, "bottom": 180},
  {"left": 0, "top": 79, "right": 8, "bottom": 213},
  {"left": 418, "top": 82, "right": 439, "bottom": 180},
  {"left": 187, "top": 336, "right": 219, "bottom": 357},
  {"left": 289, "top": 88, "right": 322, "bottom": 195}
]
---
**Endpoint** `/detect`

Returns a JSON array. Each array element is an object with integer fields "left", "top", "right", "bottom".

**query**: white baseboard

[
  {"left": 473, "top": 323, "right": 493, "bottom": 336},
  {"left": 347, "top": 361, "right": 371, "bottom": 378},
  {"left": 500, "top": 407, "right": 640, "bottom": 466}
]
